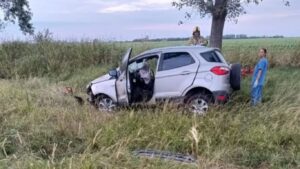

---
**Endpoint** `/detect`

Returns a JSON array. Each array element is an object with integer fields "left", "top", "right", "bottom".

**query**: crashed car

[{"left": 86, "top": 46, "right": 241, "bottom": 115}]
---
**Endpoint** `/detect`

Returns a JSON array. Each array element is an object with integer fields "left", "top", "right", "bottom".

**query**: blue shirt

[{"left": 252, "top": 57, "right": 268, "bottom": 86}]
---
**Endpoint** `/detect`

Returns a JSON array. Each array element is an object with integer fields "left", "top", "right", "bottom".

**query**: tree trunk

[{"left": 209, "top": 14, "right": 226, "bottom": 50}]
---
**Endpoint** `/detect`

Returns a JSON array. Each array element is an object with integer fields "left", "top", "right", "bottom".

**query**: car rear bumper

[{"left": 212, "top": 90, "right": 229, "bottom": 104}]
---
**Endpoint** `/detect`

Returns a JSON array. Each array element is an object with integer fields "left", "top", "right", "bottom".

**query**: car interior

[{"left": 128, "top": 55, "right": 158, "bottom": 103}]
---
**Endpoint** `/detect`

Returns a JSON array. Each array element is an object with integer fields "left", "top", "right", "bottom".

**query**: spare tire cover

[{"left": 230, "top": 63, "right": 241, "bottom": 91}]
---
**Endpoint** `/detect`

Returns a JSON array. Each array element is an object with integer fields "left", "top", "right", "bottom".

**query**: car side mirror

[{"left": 109, "top": 69, "right": 118, "bottom": 78}]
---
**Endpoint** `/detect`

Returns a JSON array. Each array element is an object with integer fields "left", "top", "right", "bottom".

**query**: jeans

[{"left": 251, "top": 85, "right": 263, "bottom": 106}]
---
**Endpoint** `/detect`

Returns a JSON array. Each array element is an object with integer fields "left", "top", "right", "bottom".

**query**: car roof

[{"left": 134, "top": 45, "right": 216, "bottom": 59}]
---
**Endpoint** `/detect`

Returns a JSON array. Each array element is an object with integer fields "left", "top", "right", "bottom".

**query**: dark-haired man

[{"left": 251, "top": 48, "right": 269, "bottom": 106}]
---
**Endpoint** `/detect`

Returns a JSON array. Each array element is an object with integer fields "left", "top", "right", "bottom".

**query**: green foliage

[
  {"left": 221, "top": 38, "right": 300, "bottom": 67},
  {"left": 0, "top": 0, "right": 34, "bottom": 34},
  {"left": 0, "top": 40, "right": 133, "bottom": 79},
  {"left": 172, "top": 0, "right": 290, "bottom": 49},
  {"left": 172, "top": 0, "right": 290, "bottom": 26},
  {"left": 33, "top": 29, "right": 53, "bottom": 43},
  {"left": 0, "top": 40, "right": 127, "bottom": 79},
  {"left": 0, "top": 38, "right": 299, "bottom": 80}
]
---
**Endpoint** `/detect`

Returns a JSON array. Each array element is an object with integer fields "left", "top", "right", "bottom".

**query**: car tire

[
  {"left": 230, "top": 63, "right": 241, "bottom": 91},
  {"left": 95, "top": 95, "right": 116, "bottom": 112},
  {"left": 185, "top": 93, "right": 213, "bottom": 116}
]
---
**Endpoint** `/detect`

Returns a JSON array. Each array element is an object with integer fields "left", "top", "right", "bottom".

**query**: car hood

[{"left": 91, "top": 74, "right": 112, "bottom": 84}]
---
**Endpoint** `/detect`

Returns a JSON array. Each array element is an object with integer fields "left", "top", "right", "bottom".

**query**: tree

[
  {"left": 0, "top": 0, "right": 34, "bottom": 35},
  {"left": 173, "top": 0, "right": 290, "bottom": 49}
]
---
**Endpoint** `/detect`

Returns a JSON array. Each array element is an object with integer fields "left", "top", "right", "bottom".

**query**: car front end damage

[{"left": 86, "top": 83, "right": 95, "bottom": 106}]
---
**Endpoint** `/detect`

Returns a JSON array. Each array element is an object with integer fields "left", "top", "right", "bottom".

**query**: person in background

[
  {"left": 251, "top": 48, "right": 269, "bottom": 106},
  {"left": 188, "top": 26, "right": 208, "bottom": 46},
  {"left": 137, "top": 62, "right": 154, "bottom": 102},
  {"left": 139, "top": 62, "right": 151, "bottom": 85}
]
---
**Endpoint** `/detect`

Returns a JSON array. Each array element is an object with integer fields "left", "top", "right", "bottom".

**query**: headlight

[
  {"left": 86, "top": 83, "right": 91, "bottom": 89},
  {"left": 86, "top": 83, "right": 92, "bottom": 93}
]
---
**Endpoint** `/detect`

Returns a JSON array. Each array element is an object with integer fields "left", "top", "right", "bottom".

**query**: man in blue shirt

[{"left": 251, "top": 48, "right": 268, "bottom": 106}]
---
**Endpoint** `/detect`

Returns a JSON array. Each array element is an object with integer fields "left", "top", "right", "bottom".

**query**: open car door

[{"left": 116, "top": 48, "right": 132, "bottom": 105}]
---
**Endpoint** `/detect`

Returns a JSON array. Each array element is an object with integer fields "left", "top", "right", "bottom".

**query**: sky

[{"left": 1, "top": 0, "right": 300, "bottom": 41}]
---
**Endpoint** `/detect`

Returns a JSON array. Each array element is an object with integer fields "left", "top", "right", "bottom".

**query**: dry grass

[
  {"left": 0, "top": 67, "right": 299, "bottom": 168},
  {"left": 0, "top": 38, "right": 299, "bottom": 168}
]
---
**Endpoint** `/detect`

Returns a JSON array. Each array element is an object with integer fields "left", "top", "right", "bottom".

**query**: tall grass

[
  {"left": 222, "top": 38, "right": 300, "bottom": 67},
  {"left": 0, "top": 67, "right": 299, "bottom": 169},
  {"left": 0, "top": 38, "right": 299, "bottom": 80},
  {"left": 0, "top": 38, "right": 299, "bottom": 168},
  {"left": 0, "top": 41, "right": 126, "bottom": 79}
]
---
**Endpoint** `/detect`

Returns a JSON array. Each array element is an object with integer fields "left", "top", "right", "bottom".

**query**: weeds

[
  {"left": 0, "top": 39, "right": 299, "bottom": 168},
  {"left": 0, "top": 68, "right": 299, "bottom": 168},
  {"left": 0, "top": 38, "right": 299, "bottom": 79}
]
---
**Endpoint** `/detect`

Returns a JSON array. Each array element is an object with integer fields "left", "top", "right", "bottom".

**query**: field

[{"left": 0, "top": 38, "right": 299, "bottom": 169}]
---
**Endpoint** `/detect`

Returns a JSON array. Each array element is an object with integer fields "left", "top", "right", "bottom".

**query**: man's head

[
  {"left": 141, "top": 62, "right": 150, "bottom": 71},
  {"left": 193, "top": 26, "right": 201, "bottom": 38},
  {"left": 259, "top": 48, "right": 267, "bottom": 58}
]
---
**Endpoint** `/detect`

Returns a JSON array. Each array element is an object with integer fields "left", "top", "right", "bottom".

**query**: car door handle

[{"left": 180, "top": 71, "right": 192, "bottom": 75}]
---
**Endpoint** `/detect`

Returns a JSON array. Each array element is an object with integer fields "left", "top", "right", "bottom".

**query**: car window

[
  {"left": 200, "top": 51, "right": 222, "bottom": 63},
  {"left": 215, "top": 51, "right": 227, "bottom": 64},
  {"left": 159, "top": 52, "right": 195, "bottom": 71},
  {"left": 128, "top": 61, "right": 144, "bottom": 73},
  {"left": 147, "top": 57, "right": 158, "bottom": 72},
  {"left": 128, "top": 55, "right": 159, "bottom": 73}
]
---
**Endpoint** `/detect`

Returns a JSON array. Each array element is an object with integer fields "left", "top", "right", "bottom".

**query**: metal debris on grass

[{"left": 133, "top": 149, "right": 196, "bottom": 164}]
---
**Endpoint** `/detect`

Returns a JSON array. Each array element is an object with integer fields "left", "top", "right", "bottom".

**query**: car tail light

[
  {"left": 217, "top": 95, "right": 226, "bottom": 101},
  {"left": 210, "top": 66, "right": 229, "bottom": 75}
]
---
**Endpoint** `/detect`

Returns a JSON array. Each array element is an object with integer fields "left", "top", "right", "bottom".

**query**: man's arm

[
  {"left": 253, "top": 69, "right": 262, "bottom": 88},
  {"left": 256, "top": 69, "right": 262, "bottom": 83},
  {"left": 255, "top": 60, "right": 266, "bottom": 85}
]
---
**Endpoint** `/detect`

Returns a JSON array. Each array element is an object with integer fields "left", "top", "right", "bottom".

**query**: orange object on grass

[{"left": 241, "top": 65, "right": 253, "bottom": 78}]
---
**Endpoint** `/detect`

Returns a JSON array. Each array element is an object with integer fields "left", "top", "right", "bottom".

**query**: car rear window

[
  {"left": 159, "top": 52, "right": 195, "bottom": 71},
  {"left": 200, "top": 51, "right": 222, "bottom": 63}
]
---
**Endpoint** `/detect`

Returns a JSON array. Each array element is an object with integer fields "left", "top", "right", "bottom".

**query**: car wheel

[
  {"left": 230, "top": 63, "right": 241, "bottom": 91},
  {"left": 95, "top": 95, "right": 116, "bottom": 112},
  {"left": 186, "top": 93, "right": 212, "bottom": 116}
]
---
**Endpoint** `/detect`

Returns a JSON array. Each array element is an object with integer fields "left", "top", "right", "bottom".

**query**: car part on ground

[
  {"left": 133, "top": 149, "right": 197, "bottom": 164},
  {"left": 63, "top": 86, "right": 85, "bottom": 105}
]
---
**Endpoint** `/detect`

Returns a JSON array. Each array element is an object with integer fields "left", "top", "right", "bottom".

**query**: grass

[
  {"left": 0, "top": 38, "right": 300, "bottom": 80},
  {"left": 0, "top": 38, "right": 299, "bottom": 168},
  {"left": 0, "top": 68, "right": 299, "bottom": 169}
]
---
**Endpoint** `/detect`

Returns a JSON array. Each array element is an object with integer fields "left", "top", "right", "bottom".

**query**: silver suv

[{"left": 86, "top": 46, "right": 241, "bottom": 115}]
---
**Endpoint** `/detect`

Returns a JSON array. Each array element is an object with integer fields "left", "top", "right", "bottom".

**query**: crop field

[{"left": 0, "top": 38, "right": 299, "bottom": 169}]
